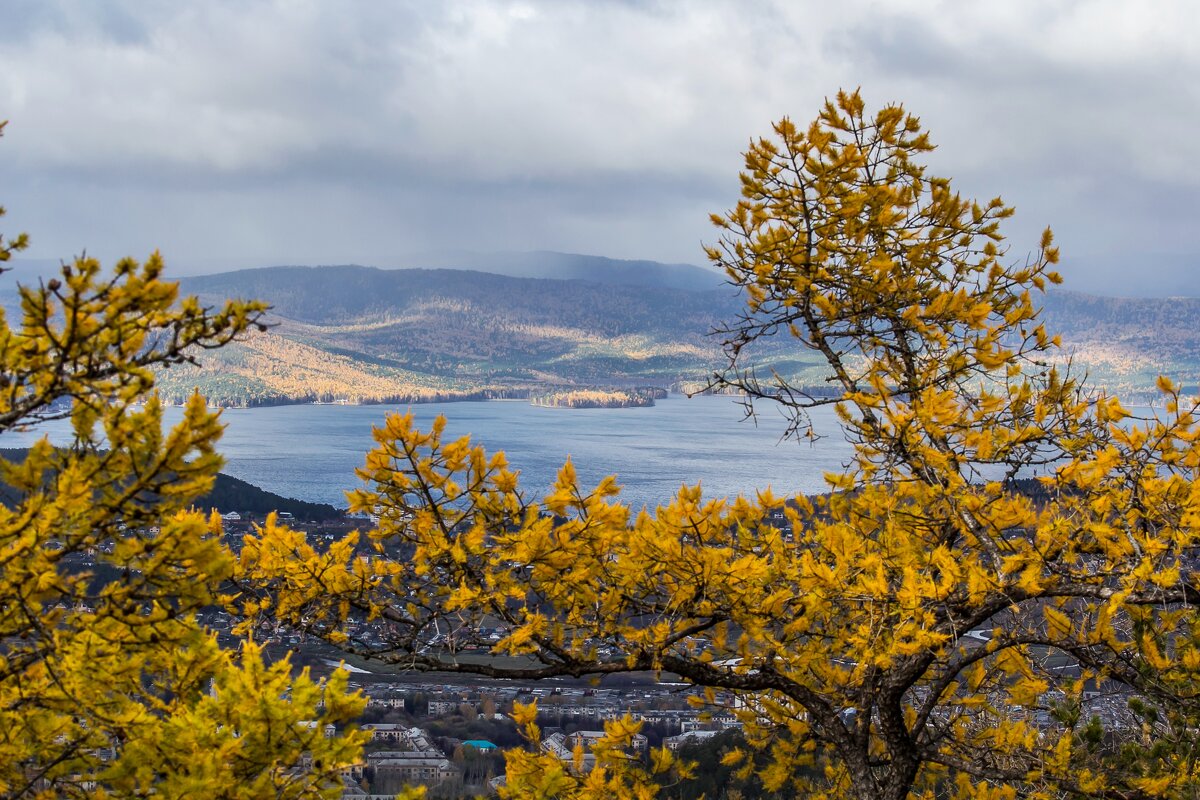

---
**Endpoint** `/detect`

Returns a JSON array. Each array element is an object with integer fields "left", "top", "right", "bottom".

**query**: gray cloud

[{"left": 0, "top": 0, "right": 1196, "bottom": 295}]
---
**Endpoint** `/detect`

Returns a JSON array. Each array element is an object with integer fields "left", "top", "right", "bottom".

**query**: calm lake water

[{"left": 2, "top": 395, "right": 855, "bottom": 510}]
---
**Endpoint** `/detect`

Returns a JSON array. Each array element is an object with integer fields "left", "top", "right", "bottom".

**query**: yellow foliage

[
  {"left": 0, "top": 158, "right": 364, "bottom": 798},
  {"left": 235, "top": 94, "right": 1200, "bottom": 800}
]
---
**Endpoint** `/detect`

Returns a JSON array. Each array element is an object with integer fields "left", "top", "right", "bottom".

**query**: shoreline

[{"left": 182, "top": 385, "right": 744, "bottom": 411}]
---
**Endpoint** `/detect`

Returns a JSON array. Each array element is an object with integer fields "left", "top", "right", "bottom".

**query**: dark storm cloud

[{"left": 0, "top": 1, "right": 1195, "bottom": 295}]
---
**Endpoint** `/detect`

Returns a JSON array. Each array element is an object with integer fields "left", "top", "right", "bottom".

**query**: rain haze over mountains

[{"left": 0, "top": 1, "right": 1196, "bottom": 298}]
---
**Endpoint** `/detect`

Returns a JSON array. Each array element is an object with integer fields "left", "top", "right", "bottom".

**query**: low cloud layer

[{"left": 1, "top": 0, "right": 1195, "bottom": 295}]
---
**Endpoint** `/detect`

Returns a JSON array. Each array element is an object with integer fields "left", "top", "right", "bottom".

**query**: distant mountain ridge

[
  {"left": 181, "top": 264, "right": 735, "bottom": 328},
  {"left": 151, "top": 257, "right": 1200, "bottom": 407},
  {"left": 162, "top": 260, "right": 791, "bottom": 407},
  {"left": 392, "top": 250, "right": 726, "bottom": 292}
]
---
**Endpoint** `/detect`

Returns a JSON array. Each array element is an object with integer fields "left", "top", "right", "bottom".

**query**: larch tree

[
  {"left": 240, "top": 93, "right": 1200, "bottom": 799},
  {"left": 0, "top": 121, "right": 365, "bottom": 799}
]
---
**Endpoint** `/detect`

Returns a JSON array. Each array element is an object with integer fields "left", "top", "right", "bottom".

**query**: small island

[{"left": 530, "top": 387, "right": 668, "bottom": 409}]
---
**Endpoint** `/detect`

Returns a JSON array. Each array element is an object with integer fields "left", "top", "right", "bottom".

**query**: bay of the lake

[{"left": 2, "top": 394, "right": 855, "bottom": 510}]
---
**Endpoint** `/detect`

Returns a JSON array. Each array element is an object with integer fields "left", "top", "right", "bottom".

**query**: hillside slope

[
  {"left": 1039, "top": 291, "right": 1200, "bottom": 396},
  {"left": 156, "top": 265, "right": 1200, "bottom": 407},
  {"left": 160, "top": 265, "right": 811, "bottom": 406}
]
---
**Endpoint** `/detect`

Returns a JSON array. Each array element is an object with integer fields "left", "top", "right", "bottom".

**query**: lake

[{"left": 1, "top": 394, "right": 855, "bottom": 510}]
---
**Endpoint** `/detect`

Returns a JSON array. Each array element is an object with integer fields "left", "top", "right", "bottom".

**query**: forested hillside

[
  {"left": 159, "top": 265, "right": 814, "bottom": 406},
  {"left": 152, "top": 264, "right": 1200, "bottom": 407},
  {"left": 1039, "top": 291, "right": 1200, "bottom": 397},
  {"left": 180, "top": 265, "right": 736, "bottom": 329}
]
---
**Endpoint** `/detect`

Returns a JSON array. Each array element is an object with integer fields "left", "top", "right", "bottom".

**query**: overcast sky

[{"left": 0, "top": 0, "right": 1196, "bottom": 295}]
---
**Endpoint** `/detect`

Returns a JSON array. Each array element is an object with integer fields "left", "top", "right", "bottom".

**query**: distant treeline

[
  {"left": 159, "top": 385, "right": 678, "bottom": 410},
  {"left": 157, "top": 386, "right": 537, "bottom": 409},
  {"left": 530, "top": 386, "right": 669, "bottom": 409}
]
